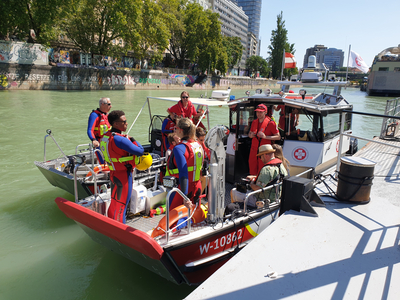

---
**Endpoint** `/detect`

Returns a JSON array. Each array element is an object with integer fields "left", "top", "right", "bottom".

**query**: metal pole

[
  {"left": 336, "top": 111, "right": 346, "bottom": 173},
  {"left": 345, "top": 45, "right": 351, "bottom": 87},
  {"left": 126, "top": 98, "right": 149, "bottom": 135}
]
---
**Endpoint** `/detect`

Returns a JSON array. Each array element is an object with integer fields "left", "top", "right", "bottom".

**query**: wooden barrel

[{"left": 336, "top": 157, "right": 376, "bottom": 203}]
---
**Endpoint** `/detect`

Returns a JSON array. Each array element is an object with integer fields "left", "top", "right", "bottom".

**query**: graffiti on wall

[{"left": 0, "top": 41, "right": 48, "bottom": 65}]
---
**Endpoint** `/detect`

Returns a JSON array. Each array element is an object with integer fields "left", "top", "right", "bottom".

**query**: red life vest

[
  {"left": 250, "top": 116, "right": 273, "bottom": 149},
  {"left": 92, "top": 109, "right": 111, "bottom": 140},
  {"left": 255, "top": 157, "right": 283, "bottom": 183},
  {"left": 100, "top": 131, "right": 139, "bottom": 171},
  {"left": 169, "top": 100, "right": 196, "bottom": 119},
  {"left": 166, "top": 140, "right": 203, "bottom": 182}
]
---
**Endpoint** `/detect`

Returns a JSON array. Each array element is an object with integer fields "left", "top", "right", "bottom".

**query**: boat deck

[
  {"left": 186, "top": 137, "right": 400, "bottom": 299},
  {"left": 125, "top": 182, "right": 235, "bottom": 235}
]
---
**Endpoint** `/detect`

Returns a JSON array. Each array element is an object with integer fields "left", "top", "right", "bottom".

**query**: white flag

[{"left": 349, "top": 50, "right": 369, "bottom": 73}]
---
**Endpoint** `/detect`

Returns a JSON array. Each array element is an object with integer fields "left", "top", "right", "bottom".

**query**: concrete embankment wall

[{"left": 0, "top": 63, "right": 279, "bottom": 91}]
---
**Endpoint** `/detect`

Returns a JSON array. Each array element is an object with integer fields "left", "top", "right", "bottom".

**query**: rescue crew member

[
  {"left": 161, "top": 109, "right": 177, "bottom": 156},
  {"left": 196, "top": 127, "right": 210, "bottom": 193},
  {"left": 87, "top": 97, "right": 112, "bottom": 163},
  {"left": 100, "top": 110, "right": 144, "bottom": 224},
  {"left": 166, "top": 118, "right": 204, "bottom": 211},
  {"left": 227, "top": 144, "right": 288, "bottom": 214},
  {"left": 167, "top": 91, "right": 198, "bottom": 120},
  {"left": 248, "top": 104, "right": 280, "bottom": 175}
]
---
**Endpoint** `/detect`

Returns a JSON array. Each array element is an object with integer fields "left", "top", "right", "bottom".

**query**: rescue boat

[{"left": 50, "top": 78, "right": 357, "bottom": 285}]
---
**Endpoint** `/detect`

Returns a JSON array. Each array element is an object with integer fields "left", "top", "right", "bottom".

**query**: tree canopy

[
  {"left": 245, "top": 55, "right": 269, "bottom": 77},
  {"left": 222, "top": 36, "right": 244, "bottom": 69},
  {"left": 0, "top": 0, "right": 72, "bottom": 44},
  {"left": 268, "top": 11, "right": 296, "bottom": 79}
]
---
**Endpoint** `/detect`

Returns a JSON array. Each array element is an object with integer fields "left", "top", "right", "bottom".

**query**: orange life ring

[
  {"left": 86, "top": 164, "right": 110, "bottom": 177},
  {"left": 151, "top": 203, "right": 207, "bottom": 238}
]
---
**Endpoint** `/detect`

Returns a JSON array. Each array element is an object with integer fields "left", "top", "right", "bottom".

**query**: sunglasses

[
  {"left": 106, "top": 103, "right": 112, "bottom": 106},
  {"left": 116, "top": 120, "right": 127, "bottom": 124},
  {"left": 181, "top": 96, "right": 189, "bottom": 99}
]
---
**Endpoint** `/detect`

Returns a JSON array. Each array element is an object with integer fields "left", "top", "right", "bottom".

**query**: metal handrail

[
  {"left": 164, "top": 187, "right": 193, "bottom": 244},
  {"left": 74, "top": 164, "right": 98, "bottom": 202},
  {"left": 337, "top": 109, "right": 400, "bottom": 172},
  {"left": 43, "top": 130, "right": 68, "bottom": 161}
]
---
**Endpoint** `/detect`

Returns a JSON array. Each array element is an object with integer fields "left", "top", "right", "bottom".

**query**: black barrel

[{"left": 336, "top": 157, "right": 376, "bottom": 204}]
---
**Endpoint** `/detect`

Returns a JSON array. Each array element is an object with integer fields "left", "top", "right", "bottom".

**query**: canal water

[{"left": 0, "top": 87, "right": 391, "bottom": 299}]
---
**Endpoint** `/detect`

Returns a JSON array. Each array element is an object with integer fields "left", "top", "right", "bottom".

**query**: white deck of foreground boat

[{"left": 186, "top": 137, "right": 400, "bottom": 300}]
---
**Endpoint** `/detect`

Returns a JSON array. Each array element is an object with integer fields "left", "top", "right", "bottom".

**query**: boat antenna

[
  {"left": 126, "top": 99, "right": 148, "bottom": 135},
  {"left": 280, "top": 49, "right": 285, "bottom": 81}
]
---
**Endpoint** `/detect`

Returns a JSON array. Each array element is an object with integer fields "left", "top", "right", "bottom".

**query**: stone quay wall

[{"left": 0, "top": 63, "right": 279, "bottom": 91}]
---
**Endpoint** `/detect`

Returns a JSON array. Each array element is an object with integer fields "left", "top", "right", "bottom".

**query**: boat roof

[
  {"left": 277, "top": 80, "right": 348, "bottom": 87},
  {"left": 147, "top": 96, "right": 235, "bottom": 107}
]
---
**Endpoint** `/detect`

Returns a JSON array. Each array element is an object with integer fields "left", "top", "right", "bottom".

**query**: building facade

[
  {"left": 233, "top": 0, "right": 262, "bottom": 48},
  {"left": 303, "top": 45, "right": 327, "bottom": 68},
  {"left": 212, "top": 0, "right": 249, "bottom": 70},
  {"left": 316, "top": 48, "right": 344, "bottom": 71}
]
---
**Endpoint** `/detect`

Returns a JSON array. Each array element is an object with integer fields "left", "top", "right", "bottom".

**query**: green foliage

[
  {"left": 137, "top": 0, "right": 170, "bottom": 64},
  {"left": 245, "top": 55, "right": 269, "bottom": 77},
  {"left": 222, "top": 36, "right": 243, "bottom": 68},
  {"left": 0, "top": 0, "right": 72, "bottom": 45},
  {"left": 62, "top": 0, "right": 142, "bottom": 57},
  {"left": 268, "top": 11, "right": 295, "bottom": 79},
  {"left": 166, "top": 2, "right": 226, "bottom": 73}
]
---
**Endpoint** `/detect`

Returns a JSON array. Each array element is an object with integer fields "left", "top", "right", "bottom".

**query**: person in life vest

[
  {"left": 168, "top": 91, "right": 199, "bottom": 120},
  {"left": 161, "top": 109, "right": 178, "bottom": 156},
  {"left": 87, "top": 97, "right": 112, "bottom": 163},
  {"left": 166, "top": 118, "right": 204, "bottom": 211},
  {"left": 100, "top": 110, "right": 144, "bottom": 223},
  {"left": 226, "top": 144, "right": 288, "bottom": 214},
  {"left": 196, "top": 127, "right": 210, "bottom": 193},
  {"left": 248, "top": 104, "right": 280, "bottom": 175}
]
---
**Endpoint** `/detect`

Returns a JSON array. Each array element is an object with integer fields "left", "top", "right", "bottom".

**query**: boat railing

[
  {"left": 337, "top": 109, "right": 400, "bottom": 171},
  {"left": 164, "top": 187, "right": 193, "bottom": 244},
  {"left": 74, "top": 164, "right": 98, "bottom": 202},
  {"left": 242, "top": 167, "right": 314, "bottom": 213},
  {"left": 379, "top": 97, "right": 400, "bottom": 139},
  {"left": 43, "top": 129, "right": 68, "bottom": 162}
]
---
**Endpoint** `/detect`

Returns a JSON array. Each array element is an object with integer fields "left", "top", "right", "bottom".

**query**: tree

[
  {"left": 165, "top": 1, "right": 226, "bottom": 72},
  {"left": 136, "top": 0, "right": 170, "bottom": 65},
  {"left": 245, "top": 56, "right": 269, "bottom": 77},
  {"left": 0, "top": 0, "right": 72, "bottom": 44},
  {"left": 268, "top": 11, "right": 295, "bottom": 79},
  {"left": 62, "top": 0, "right": 143, "bottom": 57},
  {"left": 222, "top": 36, "right": 244, "bottom": 69}
]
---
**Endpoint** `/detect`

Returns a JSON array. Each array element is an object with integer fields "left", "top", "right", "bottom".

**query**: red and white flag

[
  {"left": 284, "top": 52, "right": 296, "bottom": 69},
  {"left": 349, "top": 50, "right": 369, "bottom": 73}
]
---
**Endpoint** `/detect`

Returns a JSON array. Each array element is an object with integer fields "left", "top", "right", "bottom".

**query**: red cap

[{"left": 255, "top": 104, "right": 268, "bottom": 112}]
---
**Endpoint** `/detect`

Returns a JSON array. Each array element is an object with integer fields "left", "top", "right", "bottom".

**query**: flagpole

[
  {"left": 345, "top": 45, "right": 351, "bottom": 87},
  {"left": 280, "top": 49, "right": 285, "bottom": 81}
]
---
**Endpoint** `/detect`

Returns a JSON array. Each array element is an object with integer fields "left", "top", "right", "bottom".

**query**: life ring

[
  {"left": 86, "top": 164, "right": 110, "bottom": 177},
  {"left": 151, "top": 203, "right": 208, "bottom": 238}
]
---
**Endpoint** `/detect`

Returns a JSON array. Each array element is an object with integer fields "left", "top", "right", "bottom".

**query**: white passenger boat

[{"left": 367, "top": 44, "right": 400, "bottom": 96}]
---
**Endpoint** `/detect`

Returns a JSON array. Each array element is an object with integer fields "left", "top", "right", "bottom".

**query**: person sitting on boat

[
  {"left": 166, "top": 118, "right": 204, "bottom": 211},
  {"left": 226, "top": 144, "right": 288, "bottom": 214},
  {"left": 161, "top": 109, "right": 178, "bottom": 156},
  {"left": 87, "top": 97, "right": 112, "bottom": 163},
  {"left": 248, "top": 104, "right": 280, "bottom": 175},
  {"left": 196, "top": 127, "right": 210, "bottom": 193},
  {"left": 168, "top": 91, "right": 199, "bottom": 120},
  {"left": 272, "top": 144, "right": 290, "bottom": 176},
  {"left": 100, "top": 110, "right": 145, "bottom": 224}
]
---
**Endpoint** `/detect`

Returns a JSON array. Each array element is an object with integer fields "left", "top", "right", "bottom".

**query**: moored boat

[
  {"left": 52, "top": 79, "right": 358, "bottom": 285},
  {"left": 367, "top": 44, "right": 400, "bottom": 96}
]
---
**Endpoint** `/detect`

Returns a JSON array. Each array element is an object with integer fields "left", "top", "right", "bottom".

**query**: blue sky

[{"left": 258, "top": 0, "right": 399, "bottom": 68}]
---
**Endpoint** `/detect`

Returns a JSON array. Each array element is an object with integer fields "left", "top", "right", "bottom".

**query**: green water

[{"left": 0, "top": 87, "right": 390, "bottom": 299}]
